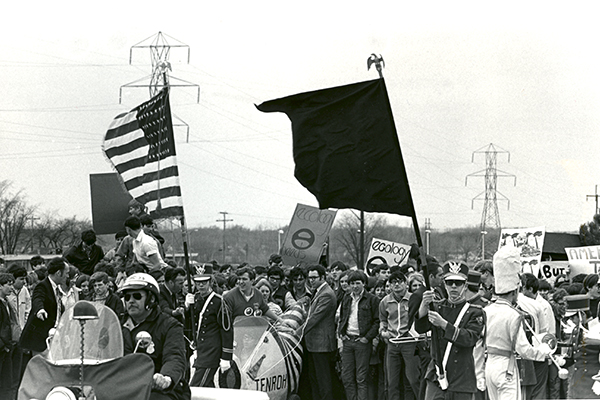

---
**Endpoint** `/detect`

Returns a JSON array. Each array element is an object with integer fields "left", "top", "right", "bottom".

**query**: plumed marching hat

[
  {"left": 442, "top": 261, "right": 468, "bottom": 281},
  {"left": 493, "top": 246, "right": 521, "bottom": 294}
]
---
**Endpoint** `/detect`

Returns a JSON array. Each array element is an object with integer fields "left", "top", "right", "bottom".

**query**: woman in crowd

[
  {"left": 255, "top": 278, "right": 282, "bottom": 321},
  {"left": 75, "top": 274, "right": 91, "bottom": 301},
  {"left": 338, "top": 270, "right": 350, "bottom": 298},
  {"left": 407, "top": 272, "right": 425, "bottom": 293}
]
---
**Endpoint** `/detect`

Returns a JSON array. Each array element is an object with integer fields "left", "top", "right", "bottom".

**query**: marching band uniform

[
  {"left": 189, "top": 274, "right": 233, "bottom": 388},
  {"left": 484, "top": 247, "right": 552, "bottom": 400},
  {"left": 415, "top": 261, "right": 484, "bottom": 400}
]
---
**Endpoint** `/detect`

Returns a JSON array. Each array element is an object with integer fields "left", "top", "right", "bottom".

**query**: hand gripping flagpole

[{"left": 368, "top": 53, "right": 447, "bottom": 389}]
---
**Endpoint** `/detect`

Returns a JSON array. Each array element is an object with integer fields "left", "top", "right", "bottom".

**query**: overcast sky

[{"left": 2, "top": 2, "right": 600, "bottom": 234}]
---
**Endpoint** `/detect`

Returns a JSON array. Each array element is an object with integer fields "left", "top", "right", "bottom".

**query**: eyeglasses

[
  {"left": 292, "top": 278, "right": 305, "bottom": 282},
  {"left": 390, "top": 281, "right": 405, "bottom": 286},
  {"left": 307, "top": 276, "right": 319, "bottom": 281},
  {"left": 269, "top": 276, "right": 282, "bottom": 281},
  {"left": 124, "top": 292, "right": 143, "bottom": 301},
  {"left": 445, "top": 280, "right": 465, "bottom": 287}
]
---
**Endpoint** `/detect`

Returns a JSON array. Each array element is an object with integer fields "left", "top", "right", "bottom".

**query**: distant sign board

[
  {"left": 565, "top": 245, "right": 600, "bottom": 276},
  {"left": 498, "top": 226, "right": 545, "bottom": 277},
  {"left": 90, "top": 173, "right": 132, "bottom": 235},
  {"left": 280, "top": 204, "right": 336, "bottom": 266},
  {"left": 365, "top": 238, "right": 411, "bottom": 269}
]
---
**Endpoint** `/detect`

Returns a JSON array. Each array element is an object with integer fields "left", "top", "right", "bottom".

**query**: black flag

[{"left": 257, "top": 79, "right": 415, "bottom": 216}]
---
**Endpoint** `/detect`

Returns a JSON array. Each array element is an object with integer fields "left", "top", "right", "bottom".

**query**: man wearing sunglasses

[
  {"left": 416, "top": 261, "right": 484, "bottom": 400},
  {"left": 120, "top": 273, "right": 190, "bottom": 400}
]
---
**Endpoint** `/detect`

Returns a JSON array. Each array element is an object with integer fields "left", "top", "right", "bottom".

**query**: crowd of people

[{"left": 0, "top": 208, "right": 599, "bottom": 400}]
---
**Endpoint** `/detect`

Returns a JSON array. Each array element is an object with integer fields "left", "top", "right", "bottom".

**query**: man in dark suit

[
  {"left": 159, "top": 268, "right": 186, "bottom": 324},
  {"left": 19, "top": 257, "right": 67, "bottom": 354},
  {"left": 304, "top": 264, "right": 338, "bottom": 400}
]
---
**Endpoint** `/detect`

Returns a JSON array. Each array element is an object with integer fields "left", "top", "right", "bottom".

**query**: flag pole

[
  {"left": 368, "top": 53, "right": 445, "bottom": 385},
  {"left": 160, "top": 70, "right": 197, "bottom": 350}
]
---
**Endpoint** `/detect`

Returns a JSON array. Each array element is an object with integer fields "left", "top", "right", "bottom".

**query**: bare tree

[
  {"left": 333, "top": 211, "right": 386, "bottom": 268},
  {"left": 32, "top": 214, "right": 91, "bottom": 253},
  {"left": 0, "top": 180, "right": 35, "bottom": 254}
]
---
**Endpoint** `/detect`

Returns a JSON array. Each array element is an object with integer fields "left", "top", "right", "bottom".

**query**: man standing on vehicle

[{"left": 120, "top": 273, "right": 191, "bottom": 400}]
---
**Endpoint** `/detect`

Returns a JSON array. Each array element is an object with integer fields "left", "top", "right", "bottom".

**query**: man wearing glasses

[
  {"left": 303, "top": 264, "right": 338, "bottom": 400},
  {"left": 379, "top": 271, "right": 420, "bottom": 400},
  {"left": 416, "top": 261, "right": 485, "bottom": 400},
  {"left": 120, "top": 273, "right": 191, "bottom": 400}
]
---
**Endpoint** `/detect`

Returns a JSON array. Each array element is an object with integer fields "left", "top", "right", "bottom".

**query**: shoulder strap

[
  {"left": 441, "top": 302, "right": 471, "bottom": 376},
  {"left": 196, "top": 291, "right": 217, "bottom": 335}
]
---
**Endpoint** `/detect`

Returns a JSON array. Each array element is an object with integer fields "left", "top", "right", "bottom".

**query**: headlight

[{"left": 46, "top": 386, "right": 77, "bottom": 400}]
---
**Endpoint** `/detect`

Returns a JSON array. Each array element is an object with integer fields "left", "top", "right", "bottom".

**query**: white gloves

[
  {"left": 153, "top": 373, "right": 172, "bottom": 390},
  {"left": 185, "top": 293, "right": 195, "bottom": 308},
  {"left": 593, "top": 381, "right": 600, "bottom": 396},
  {"left": 538, "top": 343, "right": 553, "bottom": 357},
  {"left": 220, "top": 359, "right": 231, "bottom": 372},
  {"left": 476, "top": 378, "right": 486, "bottom": 392}
]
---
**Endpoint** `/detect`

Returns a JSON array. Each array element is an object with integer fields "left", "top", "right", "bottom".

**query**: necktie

[{"left": 55, "top": 287, "right": 64, "bottom": 327}]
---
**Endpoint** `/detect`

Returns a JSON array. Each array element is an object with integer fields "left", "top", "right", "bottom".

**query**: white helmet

[{"left": 119, "top": 273, "right": 160, "bottom": 300}]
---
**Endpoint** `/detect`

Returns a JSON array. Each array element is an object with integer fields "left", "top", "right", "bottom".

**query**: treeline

[{"left": 158, "top": 213, "right": 502, "bottom": 267}]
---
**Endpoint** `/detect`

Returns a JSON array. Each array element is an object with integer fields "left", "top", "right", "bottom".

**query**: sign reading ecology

[
  {"left": 280, "top": 203, "right": 337, "bottom": 266},
  {"left": 365, "top": 238, "right": 411, "bottom": 270},
  {"left": 565, "top": 245, "right": 600, "bottom": 276},
  {"left": 498, "top": 226, "right": 546, "bottom": 277}
]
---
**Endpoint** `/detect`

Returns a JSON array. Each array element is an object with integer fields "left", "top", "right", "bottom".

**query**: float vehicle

[
  {"left": 192, "top": 301, "right": 308, "bottom": 400},
  {"left": 17, "top": 301, "right": 268, "bottom": 400}
]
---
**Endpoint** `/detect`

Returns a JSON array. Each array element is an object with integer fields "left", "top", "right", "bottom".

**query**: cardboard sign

[
  {"left": 280, "top": 204, "right": 337, "bottom": 266},
  {"left": 538, "top": 261, "right": 569, "bottom": 283},
  {"left": 565, "top": 245, "right": 600, "bottom": 276},
  {"left": 365, "top": 238, "right": 411, "bottom": 269},
  {"left": 498, "top": 226, "right": 545, "bottom": 277}
]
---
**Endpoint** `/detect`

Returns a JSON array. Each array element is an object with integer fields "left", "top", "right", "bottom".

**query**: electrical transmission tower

[
  {"left": 466, "top": 143, "right": 516, "bottom": 259},
  {"left": 119, "top": 31, "right": 200, "bottom": 142}
]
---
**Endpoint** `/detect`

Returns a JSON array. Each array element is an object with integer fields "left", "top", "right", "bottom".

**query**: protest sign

[
  {"left": 365, "top": 238, "right": 411, "bottom": 270},
  {"left": 280, "top": 204, "right": 337, "bottom": 266},
  {"left": 565, "top": 245, "right": 600, "bottom": 276},
  {"left": 498, "top": 226, "right": 545, "bottom": 277},
  {"left": 538, "top": 261, "right": 569, "bottom": 283}
]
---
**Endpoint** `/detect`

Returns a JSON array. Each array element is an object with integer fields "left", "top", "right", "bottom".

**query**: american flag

[{"left": 103, "top": 88, "right": 184, "bottom": 219}]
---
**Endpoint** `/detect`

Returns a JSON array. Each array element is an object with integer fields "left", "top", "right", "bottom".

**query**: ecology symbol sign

[{"left": 291, "top": 228, "right": 315, "bottom": 250}]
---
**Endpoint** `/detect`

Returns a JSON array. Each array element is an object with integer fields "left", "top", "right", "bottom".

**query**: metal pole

[
  {"left": 360, "top": 210, "right": 365, "bottom": 270},
  {"left": 481, "top": 230, "right": 487, "bottom": 259}
]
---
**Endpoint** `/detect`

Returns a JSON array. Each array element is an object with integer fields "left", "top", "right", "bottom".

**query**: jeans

[
  {"left": 341, "top": 338, "right": 372, "bottom": 400},
  {"left": 386, "top": 341, "right": 419, "bottom": 400}
]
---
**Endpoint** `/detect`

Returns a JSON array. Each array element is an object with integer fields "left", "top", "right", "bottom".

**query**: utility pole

[
  {"left": 27, "top": 215, "right": 39, "bottom": 253},
  {"left": 587, "top": 185, "right": 600, "bottom": 215},
  {"left": 217, "top": 212, "right": 233, "bottom": 264},
  {"left": 466, "top": 143, "right": 516, "bottom": 260}
]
